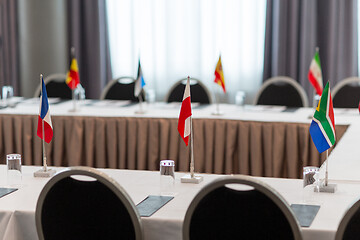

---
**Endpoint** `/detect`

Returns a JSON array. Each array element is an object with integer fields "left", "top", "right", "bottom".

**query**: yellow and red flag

[
  {"left": 214, "top": 56, "right": 226, "bottom": 93},
  {"left": 66, "top": 58, "right": 80, "bottom": 90}
]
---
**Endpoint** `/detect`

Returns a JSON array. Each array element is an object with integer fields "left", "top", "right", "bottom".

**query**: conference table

[
  {"left": 0, "top": 98, "right": 350, "bottom": 179},
  {"left": 0, "top": 165, "right": 359, "bottom": 240},
  {"left": 0, "top": 99, "right": 359, "bottom": 239}
]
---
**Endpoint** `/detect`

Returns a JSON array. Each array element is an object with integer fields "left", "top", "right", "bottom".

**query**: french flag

[
  {"left": 37, "top": 75, "right": 53, "bottom": 143},
  {"left": 178, "top": 77, "right": 192, "bottom": 146}
]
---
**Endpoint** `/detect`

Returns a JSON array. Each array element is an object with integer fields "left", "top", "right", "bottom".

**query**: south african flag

[{"left": 309, "top": 81, "right": 336, "bottom": 153}]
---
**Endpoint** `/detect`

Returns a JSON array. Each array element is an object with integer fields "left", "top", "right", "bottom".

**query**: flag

[
  {"left": 134, "top": 60, "right": 145, "bottom": 97},
  {"left": 214, "top": 56, "right": 226, "bottom": 93},
  {"left": 178, "top": 77, "right": 192, "bottom": 146},
  {"left": 309, "top": 81, "right": 335, "bottom": 153},
  {"left": 66, "top": 57, "right": 80, "bottom": 90},
  {"left": 37, "top": 76, "right": 53, "bottom": 143},
  {"left": 308, "top": 49, "right": 323, "bottom": 96}
]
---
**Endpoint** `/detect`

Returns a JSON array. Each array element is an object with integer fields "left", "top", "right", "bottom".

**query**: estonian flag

[{"left": 134, "top": 60, "right": 145, "bottom": 97}]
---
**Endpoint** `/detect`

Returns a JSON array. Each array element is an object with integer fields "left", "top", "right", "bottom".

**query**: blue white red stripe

[{"left": 37, "top": 76, "right": 53, "bottom": 143}]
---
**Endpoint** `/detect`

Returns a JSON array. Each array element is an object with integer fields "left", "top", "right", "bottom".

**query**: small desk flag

[
  {"left": 134, "top": 60, "right": 146, "bottom": 97},
  {"left": 214, "top": 56, "right": 226, "bottom": 93},
  {"left": 37, "top": 76, "right": 53, "bottom": 143},
  {"left": 66, "top": 57, "right": 80, "bottom": 90},
  {"left": 178, "top": 77, "right": 192, "bottom": 146},
  {"left": 308, "top": 49, "right": 323, "bottom": 96},
  {"left": 309, "top": 81, "right": 335, "bottom": 153}
]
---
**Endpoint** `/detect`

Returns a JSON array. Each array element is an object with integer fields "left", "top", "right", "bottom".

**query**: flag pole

[
  {"left": 39, "top": 74, "right": 47, "bottom": 172},
  {"left": 69, "top": 47, "right": 78, "bottom": 112},
  {"left": 216, "top": 88, "right": 220, "bottom": 114},
  {"left": 190, "top": 115, "right": 194, "bottom": 178},
  {"left": 325, "top": 149, "right": 329, "bottom": 186},
  {"left": 318, "top": 148, "right": 336, "bottom": 192},
  {"left": 180, "top": 76, "right": 203, "bottom": 184},
  {"left": 72, "top": 89, "right": 77, "bottom": 111},
  {"left": 34, "top": 74, "right": 56, "bottom": 178},
  {"left": 139, "top": 92, "right": 143, "bottom": 112},
  {"left": 42, "top": 118, "right": 47, "bottom": 172},
  {"left": 212, "top": 85, "right": 223, "bottom": 115},
  {"left": 135, "top": 91, "right": 145, "bottom": 114}
]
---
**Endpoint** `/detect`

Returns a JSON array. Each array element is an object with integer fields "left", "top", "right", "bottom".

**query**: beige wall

[{"left": 18, "top": 0, "right": 68, "bottom": 97}]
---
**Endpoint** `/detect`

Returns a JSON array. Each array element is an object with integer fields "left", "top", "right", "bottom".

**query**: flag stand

[
  {"left": 34, "top": 74, "right": 55, "bottom": 178},
  {"left": 317, "top": 149, "right": 336, "bottom": 193},
  {"left": 135, "top": 93, "right": 146, "bottom": 114},
  {"left": 181, "top": 116, "right": 203, "bottom": 184}
]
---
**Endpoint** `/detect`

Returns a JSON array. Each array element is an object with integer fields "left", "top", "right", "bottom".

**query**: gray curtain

[
  {"left": 0, "top": 0, "right": 19, "bottom": 95},
  {"left": 263, "top": 0, "right": 358, "bottom": 103},
  {"left": 67, "top": 0, "right": 112, "bottom": 99}
]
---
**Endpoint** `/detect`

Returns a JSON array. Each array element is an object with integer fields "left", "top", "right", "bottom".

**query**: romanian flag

[
  {"left": 214, "top": 56, "right": 226, "bottom": 93},
  {"left": 309, "top": 82, "right": 335, "bottom": 153},
  {"left": 134, "top": 60, "right": 146, "bottom": 97},
  {"left": 308, "top": 49, "right": 323, "bottom": 96},
  {"left": 66, "top": 57, "right": 80, "bottom": 90},
  {"left": 37, "top": 75, "right": 53, "bottom": 143},
  {"left": 178, "top": 77, "right": 192, "bottom": 146}
]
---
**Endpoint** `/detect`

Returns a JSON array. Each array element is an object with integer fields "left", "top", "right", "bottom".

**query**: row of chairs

[
  {"left": 35, "top": 167, "right": 360, "bottom": 239},
  {"left": 34, "top": 74, "right": 360, "bottom": 108},
  {"left": 34, "top": 74, "right": 212, "bottom": 104},
  {"left": 254, "top": 76, "right": 360, "bottom": 108}
]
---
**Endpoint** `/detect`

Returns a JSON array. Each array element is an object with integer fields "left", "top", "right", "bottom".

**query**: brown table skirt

[{"left": 0, "top": 115, "right": 348, "bottom": 178}]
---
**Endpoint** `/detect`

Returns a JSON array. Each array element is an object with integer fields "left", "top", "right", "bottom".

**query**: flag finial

[{"left": 71, "top": 47, "right": 75, "bottom": 58}]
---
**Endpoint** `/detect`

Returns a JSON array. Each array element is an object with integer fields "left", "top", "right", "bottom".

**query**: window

[{"left": 106, "top": 0, "right": 267, "bottom": 103}]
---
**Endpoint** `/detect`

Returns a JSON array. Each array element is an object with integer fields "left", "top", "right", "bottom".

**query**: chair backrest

[
  {"left": 33, "top": 73, "right": 73, "bottom": 99},
  {"left": 100, "top": 77, "right": 144, "bottom": 101},
  {"left": 335, "top": 198, "right": 360, "bottom": 240},
  {"left": 254, "top": 76, "right": 308, "bottom": 107},
  {"left": 332, "top": 77, "right": 360, "bottom": 108},
  {"left": 165, "top": 78, "right": 212, "bottom": 104},
  {"left": 183, "top": 176, "right": 302, "bottom": 240},
  {"left": 35, "top": 166, "right": 142, "bottom": 240}
]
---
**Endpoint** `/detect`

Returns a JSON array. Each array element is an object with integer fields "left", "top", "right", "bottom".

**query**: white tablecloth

[
  {"left": 0, "top": 98, "right": 325, "bottom": 122},
  {"left": 0, "top": 165, "right": 359, "bottom": 240}
]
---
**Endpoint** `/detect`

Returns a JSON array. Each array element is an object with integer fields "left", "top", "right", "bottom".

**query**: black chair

[
  {"left": 254, "top": 76, "right": 308, "bottom": 107},
  {"left": 332, "top": 77, "right": 360, "bottom": 108},
  {"left": 165, "top": 78, "right": 212, "bottom": 104},
  {"left": 183, "top": 176, "right": 302, "bottom": 240},
  {"left": 335, "top": 198, "right": 360, "bottom": 240},
  {"left": 35, "top": 166, "right": 142, "bottom": 240},
  {"left": 33, "top": 74, "right": 70, "bottom": 99},
  {"left": 100, "top": 77, "right": 145, "bottom": 102}
]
